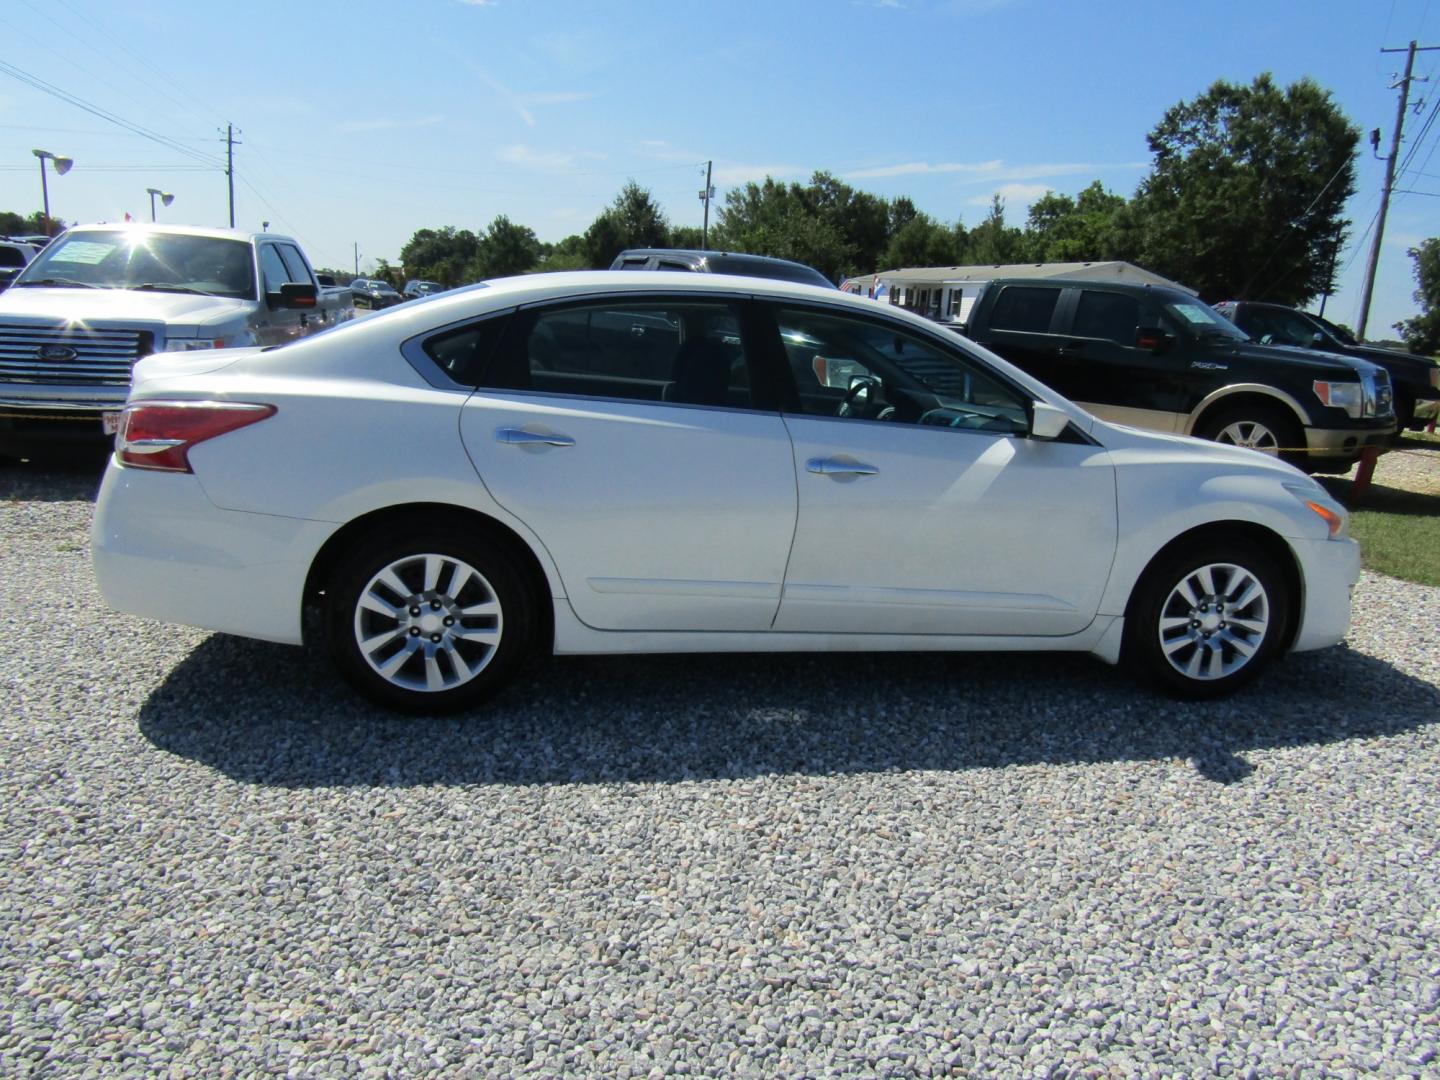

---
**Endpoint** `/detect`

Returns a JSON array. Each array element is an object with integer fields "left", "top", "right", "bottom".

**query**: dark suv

[
  {"left": 961, "top": 279, "right": 1394, "bottom": 472},
  {"left": 610, "top": 248, "right": 834, "bottom": 289},
  {"left": 1214, "top": 300, "right": 1440, "bottom": 431}
]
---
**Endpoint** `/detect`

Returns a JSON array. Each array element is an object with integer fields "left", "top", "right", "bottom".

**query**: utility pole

[
  {"left": 354, "top": 242, "right": 359, "bottom": 278},
  {"left": 699, "top": 161, "right": 715, "bottom": 249},
  {"left": 1357, "top": 41, "right": 1439, "bottom": 339},
  {"left": 220, "top": 123, "right": 241, "bottom": 228}
]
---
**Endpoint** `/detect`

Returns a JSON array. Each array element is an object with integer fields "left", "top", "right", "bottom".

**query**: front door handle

[
  {"left": 1056, "top": 340, "right": 1087, "bottom": 357},
  {"left": 806, "top": 457, "right": 879, "bottom": 477},
  {"left": 495, "top": 427, "right": 576, "bottom": 447}
]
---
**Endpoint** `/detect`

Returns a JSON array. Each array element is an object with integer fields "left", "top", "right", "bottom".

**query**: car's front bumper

[
  {"left": 92, "top": 461, "right": 334, "bottom": 645},
  {"left": 1303, "top": 421, "right": 1395, "bottom": 457},
  {"left": 1288, "top": 534, "right": 1361, "bottom": 653}
]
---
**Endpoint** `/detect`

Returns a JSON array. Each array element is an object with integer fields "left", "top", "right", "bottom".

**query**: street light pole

[
  {"left": 32, "top": 149, "right": 74, "bottom": 236},
  {"left": 146, "top": 187, "right": 175, "bottom": 222}
]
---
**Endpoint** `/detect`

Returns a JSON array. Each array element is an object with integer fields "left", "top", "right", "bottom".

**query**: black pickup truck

[
  {"left": 1214, "top": 300, "right": 1440, "bottom": 431},
  {"left": 959, "top": 279, "right": 1395, "bottom": 472}
]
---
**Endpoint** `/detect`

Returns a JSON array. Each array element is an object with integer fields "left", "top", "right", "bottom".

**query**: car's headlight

[
  {"left": 1284, "top": 481, "right": 1348, "bottom": 539},
  {"left": 164, "top": 338, "right": 221, "bottom": 351},
  {"left": 1312, "top": 379, "right": 1373, "bottom": 418}
]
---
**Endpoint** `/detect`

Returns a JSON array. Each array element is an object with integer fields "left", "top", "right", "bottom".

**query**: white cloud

[
  {"left": 336, "top": 115, "right": 444, "bottom": 134},
  {"left": 497, "top": 144, "right": 586, "bottom": 170},
  {"left": 712, "top": 163, "right": 806, "bottom": 185},
  {"left": 846, "top": 159, "right": 1145, "bottom": 183},
  {"left": 522, "top": 90, "right": 599, "bottom": 106},
  {"left": 457, "top": 0, "right": 498, "bottom": 7},
  {"left": 967, "top": 183, "right": 1053, "bottom": 208}
]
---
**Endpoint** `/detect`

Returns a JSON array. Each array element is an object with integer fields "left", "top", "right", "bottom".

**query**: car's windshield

[
  {"left": 1164, "top": 300, "right": 1249, "bottom": 341},
  {"left": 17, "top": 230, "right": 257, "bottom": 300}
]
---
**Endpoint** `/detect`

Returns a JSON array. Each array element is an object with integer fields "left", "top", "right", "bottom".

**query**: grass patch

[{"left": 1318, "top": 434, "right": 1440, "bottom": 586}]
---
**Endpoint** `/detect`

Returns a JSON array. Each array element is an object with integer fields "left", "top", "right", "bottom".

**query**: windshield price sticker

[
  {"left": 1172, "top": 304, "right": 1215, "bottom": 325},
  {"left": 50, "top": 242, "right": 114, "bottom": 266},
  {"left": 101, "top": 411, "right": 121, "bottom": 436}
]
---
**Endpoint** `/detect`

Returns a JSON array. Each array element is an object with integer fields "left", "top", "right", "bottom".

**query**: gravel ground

[{"left": 2, "top": 461, "right": 1438, "bottom": 1078}]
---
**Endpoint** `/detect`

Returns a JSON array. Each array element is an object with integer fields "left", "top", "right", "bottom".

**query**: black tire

[
  {"left": 1195, "top": 402, "right": 1304, "bottom": 462},
  {"left": 324, "top": 525, "right": 537, "bottom": 714},
  {"left": 1124, "top": 537, "right": 1289, "bottom": 699}
]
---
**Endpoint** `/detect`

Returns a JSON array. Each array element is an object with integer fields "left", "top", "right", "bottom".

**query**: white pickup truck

[{"left": 0, "top": 223, "right": 353, "bottom": 456}]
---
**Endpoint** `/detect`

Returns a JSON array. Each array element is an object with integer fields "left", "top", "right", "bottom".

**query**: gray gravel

[{"left": 2, "top": 461, "right": 1438, "bottom": 1078}]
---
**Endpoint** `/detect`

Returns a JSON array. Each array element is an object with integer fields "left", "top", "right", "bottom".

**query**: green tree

[
  {"left": 473, "top": 215, "right": 541, "bottom": 279},
  {"left": 1023, "top": 181, "right": 1129, "bottom": 262},
  {"left": 1395, "top": 238, "right": 1440, "bottom": 353},
  {"left": 961, "top": 195, "right": 1024, "bottom": 265},
  {"left": 1133, "top": 73, "right": 1359, "bottom": 304},
  {"left": 882, "top": 211, "right": 955, "bottom": 269},
  {"left": 0, "top": 210, "right": 59, "bottom": 236},
  {"left": 582, "top": 181, "right": 671, "bottom": 267},
  {"left": 534, "top": 234, "right": 590, "bottom": 273},
  {"left": 400, "top": 226, "right": 480, "bottom": 286}
]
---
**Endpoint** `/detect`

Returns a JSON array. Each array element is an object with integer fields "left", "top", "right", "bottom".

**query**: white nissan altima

[{"left": 92, "top": 271, "right": 1359, "bottom": 713}]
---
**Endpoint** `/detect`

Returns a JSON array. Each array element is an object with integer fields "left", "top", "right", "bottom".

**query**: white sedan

[{"left": 92, "top": 271, "right": 1358, "bottom": 713}]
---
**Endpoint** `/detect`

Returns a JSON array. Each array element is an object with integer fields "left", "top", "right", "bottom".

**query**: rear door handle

[
  {"left": 495, "top": 427, "right": 575, "bottom": 447},
  {"left": 1057, "top": 340, "right": 1087, "bottom": 357},
  {"left": 806, "top": 457, "right": 879, "bottom": 477}
]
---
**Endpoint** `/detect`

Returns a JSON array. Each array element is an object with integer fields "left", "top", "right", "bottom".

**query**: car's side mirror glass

[
  {"left": 1030, "top": 401, "right": 1070, "bottom": 440},
  {"left": 1311, "top": 332, "right": 1325, "bottom": 348}
]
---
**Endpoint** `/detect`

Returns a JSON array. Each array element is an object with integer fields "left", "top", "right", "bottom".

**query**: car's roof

[
  {"left": 62, "top": 221, "right": 287, "bottom": 245},
  {"left": 405, "top": 270, "right": 938, "bottom": 327},
  {"left": 987, "top": 276, "right": 1197, "bottom": 302}
]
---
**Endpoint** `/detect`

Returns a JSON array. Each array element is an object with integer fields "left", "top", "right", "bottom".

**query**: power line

[
  {"left": 0, "top": 59, "right": 224, "bottom": 169},
  {"left": 52, "top": 0, "right": 229, "bottom": 132}
]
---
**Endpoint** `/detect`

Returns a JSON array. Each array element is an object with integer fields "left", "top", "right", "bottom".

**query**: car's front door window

[{"left": 774, "top": 306, "right": 1028, "bottom": 435}]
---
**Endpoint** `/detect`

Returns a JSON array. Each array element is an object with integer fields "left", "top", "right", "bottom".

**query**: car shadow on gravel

[
  {"left": 0, "top": 458, "right": 106, "bottom": 502},
  {"left": 136, "top": 633, "right": 1440, "bottom": 788}
]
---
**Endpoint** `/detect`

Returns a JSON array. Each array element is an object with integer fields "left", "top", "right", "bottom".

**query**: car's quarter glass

[
  {"left": 765, "top": 304, "right": 1118, "bottom": 636},
  {"left": 456, "top": 296, "right": 797, "bottom": 632}
]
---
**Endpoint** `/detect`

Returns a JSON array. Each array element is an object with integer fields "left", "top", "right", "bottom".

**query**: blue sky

[{"left": 0, "top": 0, "right": 1436, "bottom": 337}]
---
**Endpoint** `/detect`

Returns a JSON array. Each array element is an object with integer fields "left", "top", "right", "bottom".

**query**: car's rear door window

[
  {"left": 484, "top": 300, "right": 756, "bottom": 409},
  {"left": 1072, "top": 291, "right": 1146, "bottom": 345},
  {"left": 987, "top": 286, "right": 1061, "bottom": 333}
]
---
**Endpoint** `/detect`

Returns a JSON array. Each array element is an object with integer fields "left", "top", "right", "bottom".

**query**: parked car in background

[
  {"left": 0, "top": 223, "right": 351, "bottom": 456},
  {"left": 959, "top": 279, "right": 1394, "bottom": 472},
  {"left": 93, "top": 271, "right": 1358, "bottom": 713},
  {"left": 0, "top": 239, "right": 37, "bottom": 292},
  {"left": 351, "top": 278, "right": 404, "bottom": 309},
  {"left": 1214, "top": 300, "right": 1440, "bottom": 431},
  {"left": 403, "top": 279, "right": 446, "bottom": 301},
  {"left": 611, "top": 248, "right": 835, "bottom": 288}
]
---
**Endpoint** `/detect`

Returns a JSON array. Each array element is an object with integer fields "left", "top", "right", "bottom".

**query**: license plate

[{"left": 101, "top": 411, "right": 121, "bottom": 436}]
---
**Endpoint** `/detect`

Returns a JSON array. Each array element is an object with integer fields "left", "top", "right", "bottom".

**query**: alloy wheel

[
  {"left": 1156, "top": 561, "right": 1270, "bottom": 681},
  {"left": 351, "top": 553, "right": 503, "bottom": 692}
]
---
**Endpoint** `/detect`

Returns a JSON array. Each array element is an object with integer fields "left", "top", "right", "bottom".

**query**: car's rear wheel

[
  {"left": 1125, "top": 538, "right": 1289, "bottom": 698},
  {"left": 324, "top": 527, "right": 535, "bottom": 713}
]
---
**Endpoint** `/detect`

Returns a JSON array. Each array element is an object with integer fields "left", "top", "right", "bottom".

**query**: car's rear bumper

[
  {"left": 92, "top": 461, "right": 332, "bottom": 645},
  {"left": 1289, "top": 535, "right": 1361, "bottom": 653}
]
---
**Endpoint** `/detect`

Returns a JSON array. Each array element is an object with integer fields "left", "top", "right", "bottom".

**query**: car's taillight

[{"left": 116, "top": 400, "right": 276, "bottom": 473}]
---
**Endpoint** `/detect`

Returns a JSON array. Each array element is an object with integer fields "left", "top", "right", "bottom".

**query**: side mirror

[
  {"left": 1311, "top": 332, "right": 1325, "bottom": 348},
  {"left": 1030, "top": 401, "right": 1071, "bottom": 440},
  {"left": 269, "top": 282, "right": 317, "bottom": 310},
  {"left": 1135, "top": 326, "right": 1169, "bottom": 352}
]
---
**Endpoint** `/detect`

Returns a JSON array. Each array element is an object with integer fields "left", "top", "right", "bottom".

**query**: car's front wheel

[
  {"left": 324, "top": 527, "right": 536, "bottom": 713},
  {"left": 1125, "top": 538, "right": 1289, "bottom": 698}
]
